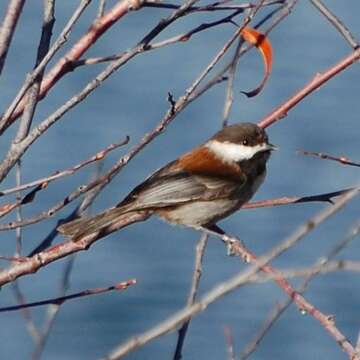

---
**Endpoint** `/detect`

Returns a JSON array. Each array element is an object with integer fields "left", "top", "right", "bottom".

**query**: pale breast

[{"left": 157, "top": 198, "right": 239, "bottom": 227}]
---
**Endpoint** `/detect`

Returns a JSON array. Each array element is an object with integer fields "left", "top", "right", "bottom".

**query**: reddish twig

[
  {"left": 0, "top": 211, "right": 150, "bottom": 287},
  {"left": 299, "top": 150, "right": 360, "bottom": 168},
  {"left": 240, "top": 220, "right": 360, "bottom": 359},
  {"left": 0, "top": 0, "right": 25, "bottom": 75},
  {"left": 208, "top": 189, "right": 360, "bottom": 360},
  {"left": 0, "top": 279, "right": 136, "bottom": 313},
  {"left": 0, "top": 0, "right": 204, "bottom": 185},
  {"left": 242, "top": 188, "right": 352, "bottom": 208},
  {"left": 0, "top": 0, "right": 144, "bottom": 131},
  {"left": 0, "top": 1, "right": 259, "bottom": 230},
  {"left": 0, "top": 0, "right": 92, "bottom": 134},
  {"left": 258, "top": 47, "right": 360, "bottom": 129},
  {"left": 103, "top": 188, "right": 360, "bottom": 360}
]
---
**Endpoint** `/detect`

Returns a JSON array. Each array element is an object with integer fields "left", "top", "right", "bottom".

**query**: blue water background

[{"left": 0, "top": 1, "right": 359, "bottom": 359}]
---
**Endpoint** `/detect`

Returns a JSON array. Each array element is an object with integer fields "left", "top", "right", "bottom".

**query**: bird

[{"left": 57, "top": 122, "right": 276, "bottom": 239}]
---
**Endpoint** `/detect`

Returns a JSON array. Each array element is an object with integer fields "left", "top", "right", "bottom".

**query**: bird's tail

[{"left": 57, "top": 206, "right": 130, "bottom": 239}]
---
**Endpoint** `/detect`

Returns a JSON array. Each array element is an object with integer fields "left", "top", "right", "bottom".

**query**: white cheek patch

[{"left": 206, "top": 140, "right": 269, "bottom": 163}]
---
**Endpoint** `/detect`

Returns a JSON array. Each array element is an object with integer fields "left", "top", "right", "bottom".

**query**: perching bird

[{"left": 58, "top": 123, "right": 276, "bottom": 239}]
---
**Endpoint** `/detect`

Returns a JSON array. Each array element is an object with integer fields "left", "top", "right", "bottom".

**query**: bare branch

[
  {"left": 240, "top": 220, "right": 360, "bottom": 359},
  {"left": 224, "top": 326, "right": 236, "bottom": 360},
  {"left": 173, "top": 233, "right": 208, "bottom": 360},
  {"left": 97, "top": 0, "right": 107, "bottom": 19},
  {"left": 0, "top": 279, "right": 136, "bottom": 313},
  {"left": 0, "top": 0, "right": 25, "bottom": 75},
  {"left": 0, "top": 0, "right": 93, "bottom": 133},
  {"left": 258, "top": 47, "right": 360, "bottom": 129},
  {"left": 14, "top": 0, "right": 55, "bottom": 144},
  {"left": 32, "top": 256, "right": 75, "bottom": 360},
  {"left": 0, "top": 136, "right": 129, "bottom": 198},
  {"left": 12, "top": 281, "right": 41, "bottom": 343},
  {"left": 102, "top": 188, "right": 360, "bottom": 360},
  {"left": 0, "top": 211, "right": 150, "bottom": 287},
  {"left": 143, "top": 0, "right": 285, "bottom": 12},
  {"left": 309, "top": 0, "right": 359, "bottom": 49},
  {"left": 299, "top": 150, "right": 360, "bottom": 168},
  {"left": 242, "top": 188, "right": 352, "bottom": 208},
  {"left": 0, "top": 0, "right": 201, "bottom": 133},
  {"left": 222, "top": 39, "right": 242, "bottom": 127}
]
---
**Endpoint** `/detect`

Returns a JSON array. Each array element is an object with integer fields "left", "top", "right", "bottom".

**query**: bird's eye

[{"left": 242, "top": 139, "right": 248, "bottom": 146}]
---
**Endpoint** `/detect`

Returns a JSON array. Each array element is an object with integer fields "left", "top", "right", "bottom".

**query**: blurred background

[{"left": 0, "top": 1, "right": 359, "bottom": 359}]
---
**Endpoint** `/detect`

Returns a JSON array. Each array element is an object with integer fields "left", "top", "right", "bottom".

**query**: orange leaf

[{"left": 240, "top": 27, "right": 273, "bottom": 97}]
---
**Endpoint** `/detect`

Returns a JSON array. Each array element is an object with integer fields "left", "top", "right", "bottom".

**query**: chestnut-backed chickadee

[{"left": 58, "top": 123, "right": 276, "bottom": 238}]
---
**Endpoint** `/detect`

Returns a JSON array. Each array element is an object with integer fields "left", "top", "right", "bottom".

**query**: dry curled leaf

[{"left": 241, "top": 27, "right": 273, "bottom": 97}]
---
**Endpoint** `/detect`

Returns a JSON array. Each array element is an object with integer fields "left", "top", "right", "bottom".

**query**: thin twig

[
  {"left": 72, "top": 9, "right": 244, "bottom": 69},
  {"left": 0, "top": 0, "right": 287, "bottom": 187},
  {"left": 356, "top": 332, "right": 360, "bottom": 354},
  {"left": 32, "top": 163, "right": 106, "bottom": 359},
  {"left": 12, "top": 164, "right": 41, "bottom": 347},
  {"left": 222, "top": 39, "right": 243, "bottom": 127},
  {"left": 97, "top": 0, "right": 107, "bottom": 19},
  {"left": 247, "top": 260, "right": 360, "bottom": 281},
  {"left": 0, "top": 0, "right": 255, "bottom": 230},
  {"left": 0, "top": 279, "right": 136, "bottom": 313},
  {"left": 173, "top": 233, "right": 208, "bottom": 360},
  {"left": 27, "top": 165, "right": 107, "bottom": 257},
  {"left": 15, "top": 160, "right": 22, "bottom": 253},
  {"left": 239, "top": 220, "right": 360, "bottom": 359},
  {"left": 0, "top": 0, "right": 25, "bottom": 75},
  {"left": 190, "top": 0, "right": 298, "bottom": 102},
  {"left": 12, "top": 282, "right": 41, "bottom": 343},
  {"left": 0, "top": 183, "right": 352, "bottom": 231},
  {"left": 0, "top": 137, "right": 128, "bottom": 222},
  {"left": 32, "top": 256, "right": 75, "bottom": 360},
  {"left": 143, "top": 0, "right": 285, "bottom": 12},
  {"left": 0, "top": 255, "right": 28, "bottom": 262},
  {"left": 0, "top": 136, "right": 129, "bottom": 198},
  {"left": 224, "top": 326, "right": 236, "bottom": 360},
  {"left": 258, "top": 47, "right": 360, "bottom": 129},
  {"left": 299, "top": 150, "right": 360, "bottom": 168},
  {"left": 11, "top": 160, "right": 41, "bottom": 343},
  {"left": 0, "top": 211, "right": 151, "bottom": 287},
  {"left": 0, "top": 0, "right": 159, "bottom": 132},
  {"left": 242, "top": 188, "right": 352, "bottom": 208},
  {"left": 14, "top": 0, "right": 55, "bottom": 145},
  {"left": 102, "top": 188, "right": 360, "bottom": 360},
  {"left": 0, "top": 0, "right": 202, "bottom": 184},
  {"left": 12, "top": 160, "right": 41, "bottom": 343},
  {"left": 309, "top": 0, "right": 359, "bottom": 49},
  {"left": 0, "top": 0, "right": 93, "bottom": 133}
]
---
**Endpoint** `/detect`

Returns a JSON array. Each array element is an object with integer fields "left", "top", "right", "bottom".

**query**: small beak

[{"left": 265, "top": 143, "right": 278, "bottom": 151}]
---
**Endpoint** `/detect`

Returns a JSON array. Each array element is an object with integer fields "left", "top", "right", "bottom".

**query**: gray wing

[{"left": 117, "top": 163, "right": 246, "bottom": 211}]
